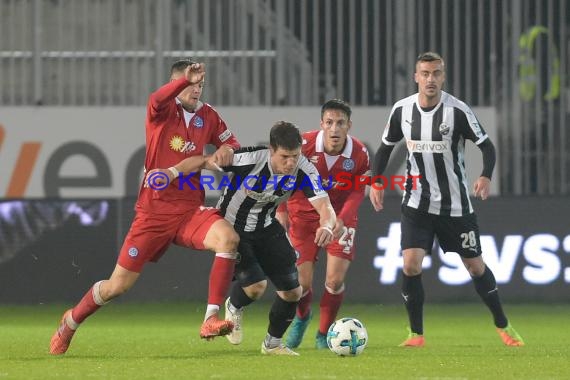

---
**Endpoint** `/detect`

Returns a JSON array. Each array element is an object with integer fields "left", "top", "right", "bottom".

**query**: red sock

[
  {"left": 297, "top": 288, "right": 313, "bottom": 319},
  {"left": 71, "top": 285, "right": 102, "bottom": 324},
  {"left": 207, "top": 255, "right": 236, "bottom": 305},
  {"left": 319, "top": 289, "right": 344, "bottom": 334}
]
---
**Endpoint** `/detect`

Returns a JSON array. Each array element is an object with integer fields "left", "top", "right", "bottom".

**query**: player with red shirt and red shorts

[
  {"left": 277, "top": 99, "right": 370, "bottom": 349},
  {"left": 50, "top": 61, "right": 240, "bottom": 355}
]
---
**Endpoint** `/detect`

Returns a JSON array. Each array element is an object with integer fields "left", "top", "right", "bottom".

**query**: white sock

[
  {"left": 205, "top": 304, "right": 220, "bottom": 321},
  {"left": 65, "top": 312, "right": 79, "bottom": 330},
  {"left": 93, "top": 280, "right": 109, "bottom": 305}
]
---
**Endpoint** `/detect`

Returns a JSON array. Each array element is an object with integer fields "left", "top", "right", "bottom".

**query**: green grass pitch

[{"left": 0, "top": 303, "right": 567, "bottom": 379}]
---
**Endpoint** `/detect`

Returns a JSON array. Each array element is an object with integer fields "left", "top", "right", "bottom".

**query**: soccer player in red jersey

[
  {"left": 50, "top": 61, "right": 241, "bottom": 355},
  {"left": 277, "top": 99, "right": 370, "bottom": 349}
]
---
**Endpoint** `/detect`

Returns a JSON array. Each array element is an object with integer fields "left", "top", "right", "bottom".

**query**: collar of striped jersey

[
  {"left": 413, "top": 91, "right": 447, "bottom": 114},
  {"left": 315, "top": 130, "right": 353, "bottom": 158}
]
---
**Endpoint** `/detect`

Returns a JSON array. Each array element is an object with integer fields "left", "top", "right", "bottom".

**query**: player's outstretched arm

[
  {"left": 210, "top": 145, "right": 235, "bottom": 168},
  {"left": 143, "top": 156, "right": 207, "bottom": 188}
]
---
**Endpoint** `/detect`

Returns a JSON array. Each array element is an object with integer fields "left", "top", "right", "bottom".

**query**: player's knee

[
  {"left": 325, "top": 280, "right": 345, "bottom": 294},
  {"left": 299, "top": 283, "right": 312, "bottom": 294},
  {"left": 217, "top": 228, "right": 239, "bottom": 252},
  {"left": 402, "top": 264, "right": 422, "bottom": 276},
  {"left": 280, "top": 286, "right": 302, "bottom": 302},
  {"left": 466, "top": 265, "right": 485, "bottom": 277},
  {"left": 244, "top": 280, "right": 267, "bottom": 300},
  {"left": 463, "top": 258, "right": 486, "bottom": 277}
]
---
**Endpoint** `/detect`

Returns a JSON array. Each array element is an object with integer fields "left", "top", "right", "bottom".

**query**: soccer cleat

[
  {"left": 315, "top": 331, "right": 328, "bottom": 349},
  {"left": 399, "top": 329, "right": 425, "bottom": 347},
  {"left": 49, "top": 309, "right": 77, "bottom": 355},
  {"left": 224, "top": 298, "right": 243, "bottom": 345},
  {"left": 497, "top": 324, "right": 525, "bottom": 346},
  {"left": 200, "top": 314, "right": 234, "bottom": 340},
  {"left": 285, "top": 312, "right": 312, "bottom": 348},
  {"left": 261, "top": 342, "right": 300, "bottom": 356}
]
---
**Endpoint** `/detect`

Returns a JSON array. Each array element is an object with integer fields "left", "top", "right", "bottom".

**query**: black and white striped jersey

[
  {"left": 382, "top": 91, "right": 488, "bottom": 216},
  {"left": 217, "top": 146, "right": 328, "bottom": 233}
]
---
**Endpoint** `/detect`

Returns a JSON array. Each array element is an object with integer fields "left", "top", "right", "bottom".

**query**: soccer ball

[{"left": 326, "top": 317, "right": 368, "bottom": 356}]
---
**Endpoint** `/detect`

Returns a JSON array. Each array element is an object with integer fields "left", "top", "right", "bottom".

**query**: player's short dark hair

[
  {"left": 321, "top": 99, "right": 352, "bottom": 120},
  {"left": 416, "top": 51, "right": 445, "bottom": 67},
  {"left": 269, "top": 121, "right": 302, "bottom": 151},
  {"left": 170, "top": 59, "right": 197, "bottom": 75}
]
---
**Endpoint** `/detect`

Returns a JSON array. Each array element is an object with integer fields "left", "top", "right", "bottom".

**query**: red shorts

[
  {"left": 118, "top": 206, "right": 222, "bottom": 272},
  {"left": 288, "top": 215, "right": 357, "bottom": 265}
]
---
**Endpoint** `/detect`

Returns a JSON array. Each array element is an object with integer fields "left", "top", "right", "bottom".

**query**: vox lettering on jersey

[
  {"left": 406, "top": 140, "right": 449, "bottom": 153},
  {"left": 245, "top": 189, "right": 282, "bottom": 202}
]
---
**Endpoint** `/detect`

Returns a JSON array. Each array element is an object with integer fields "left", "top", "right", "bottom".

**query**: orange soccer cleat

[
  {"left": 200, "top": 314, "right": 234, "bottom": 340},
  {"left": 497, "top": 324, "right": 525, "bottom": 347},
  {"left": 399, "top": 329, "right": 425, "bottom": 347},
  {"left": 49, "top": 309, "right": 77, "bottom": 355}
]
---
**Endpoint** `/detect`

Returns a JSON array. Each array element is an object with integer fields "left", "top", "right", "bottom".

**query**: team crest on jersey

[
  {"left": 342, "top": 158, "right": 355, "bottom": 171},
  {"left": 310, "top": 155, "right": 319, "bottom": 164},
  {"left": 169, "top": 135, "right": 196, "bottom": 153},
  {"left": 439, "top": 122, "right": 450, "bottom": 135},
  {"left": 128, "top": 247, "right": 138, "bottom": 258},
  {"left": 193, "top": 116, "right": 204, "bottom": 128}
]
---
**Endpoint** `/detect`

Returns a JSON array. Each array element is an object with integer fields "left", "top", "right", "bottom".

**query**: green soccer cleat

[
  {"left": 285, "top": 312, "right": 312, "bottom": 348},
  {"left": 315, "top": 331, "right": 328, "bottom": 349},
  {"left": 497, "top": 323, "right": 525, "bottom": 346}
]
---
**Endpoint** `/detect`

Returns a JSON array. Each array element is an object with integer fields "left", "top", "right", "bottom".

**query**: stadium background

[{"left": 1, "top": 0, "right": 569, "bottom": 305}]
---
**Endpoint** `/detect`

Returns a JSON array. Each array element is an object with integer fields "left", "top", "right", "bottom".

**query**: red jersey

[
  {"left": 284, "top": 130, "right": 370, "bottom": 222},
  {"left": 136, "top": 77, "right": 240, "bottom": 214}
]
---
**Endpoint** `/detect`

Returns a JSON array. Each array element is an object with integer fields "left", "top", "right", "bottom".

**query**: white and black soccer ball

[{"left": 326, "top": 317, "right": 368, "bottom": 356}]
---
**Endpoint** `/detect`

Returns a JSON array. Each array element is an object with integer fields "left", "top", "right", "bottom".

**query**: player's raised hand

[
  {"left": 184, "top": 63, "right": 205, "bottom": 85},
  {"left": 369, "top": 187, "right": 384, "bottom": 212},
  {"left": 473, "top": 176, "right": 491, "bottom": 200}
]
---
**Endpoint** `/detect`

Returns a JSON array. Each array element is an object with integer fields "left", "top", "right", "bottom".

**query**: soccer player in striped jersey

[
  {"left": 370, "top": 52, "right": 524, "bottom": 347},
  {"left": 276, "top": 99, "right": 370, "bottom": 349},
  {"left": 219, "top": 121, "right": 337, "bottom": 355}
]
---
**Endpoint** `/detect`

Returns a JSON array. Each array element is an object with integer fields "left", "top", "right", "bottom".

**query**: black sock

[
  {"left": 268, "top": 295, "right": 298, "bottom": 338},
  {"left": 229, "top": 282, "right": 254, "bottom": 309},
  {"left": 472, "top": 265, "right": 508, "bottom": 328},
  {"left": 402, "top": 273, "right": 424, "bottom": 335}
]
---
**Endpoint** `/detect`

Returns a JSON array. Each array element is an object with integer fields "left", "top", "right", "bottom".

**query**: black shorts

[
  {"left": 400, "top": 205, "right": 482, "bottom": 258},
  {"left": 234, "top": 222, "right": 299, "bottom": 291}
]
